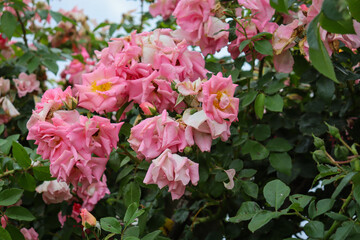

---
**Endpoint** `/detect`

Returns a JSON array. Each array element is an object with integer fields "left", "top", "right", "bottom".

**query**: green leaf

[
  {"left": 270, "top": 0, "right": 289, "bottom": 13},
  {"left": 239, "top": 39, "right": 251, "bottom": 52},
  {"left": 242, "top": 90, "right": 258, "bottom": 107},
  {"left": 5, "top": 206, "right": 35, "bottom": 221},
  {"left": 12, "top": 141, "right": 31, "bottom": 169},
  {"left": 175, "top": 94, "right": 185, "bottom": 107},
  {"left": 251, "top": 32, "right": 273, "bottom": 40},
  {"left": 93, "top": 22, "right": 111, "bottom": 31},
  {"left": 322, "top": 0, "right": 351, "bottom": 21},
  {"left": 17, "top": 172, "right": 36, "bottom": 192},
  {"left": 248, "top": 211, "right": 281, "bottom": 233},
  {"left": 308, "top": 198, "right": 335, "bottom": 219},
  {"left": 33, "top": 166, "right": 54, "bottom": 181},
  {"left": 116, "top": 165, "right": 134, "bottom": 183},
  {"left": 316, "top": 76, "right": 335, "bottom": 101},
  {"left": 266, "top": 138, "right": 293, "bottom": 152},
  {"left": 49, "top": 10, "right": 62, "bottom": 23},
  {"left": 269, "top": 152, "right": 292, "bottom": 175},
  {"left": 254, "top": 40, "right": 273, "bottom": 56},
  {"left": 289, "top": 194, "right": 313, "bottom": 209},
  {"left": 253, "top": 124, "right": 271, "bottom": 141},
  {"left": 325, "top": 212, "right": 348, "bottom": 221},
  {"left": 319, "top": 12, "right": 355, "bottom": 34},
  {"left": 242, "top": 181, "right": 258, "bottom": 199},
  {"left": 124, "top": 203, "right": 144, "bottom": 228},
  {"left": 348, "top": 0, "right": 360, "bottom": 22},
  {"left": 0, "top": 189, "right": 23, "bottom": 206},
  {"left": 307, "top": 15, "right": 337, "bottom": 82},
  {"left": 0, "top": 135, "right": 19, "bottom": 155},
  {"left": 43, "top": 59, "right": 59, "bottom": 74},
  {"left": 265, "top": 94, "right": 283, "bottom": 112},
  {"left": 6, "top": 224, "right": 25, "bottom": 240},
  {"left": 100, "top": 217, "right": 122, "bottom": 234},
  {"left": 27, "top": 57, "right": 40, "bottom": 73},
  {"left": 0, "top": 125, "right": 4, "bottom": 135},
  {"left": 333, "top": 221, "right": 354, "bottom": 240},
  {"left": 229, "top": 159, "right": 243, "bottom": 171},
  {"left": 123, "top": 226, "right": 140, "bottom": 238},
  {"left": 304, "top": 221, "right": 324, "bottom": 239},
  {"left": 331, "top": 172, "right": 357, "bottom": 199},
  {"left": 1, "top": 11, "right": 17, "bottom": 39},
  {"left": 228, "top": 201, "right": 261, "bottom": 223},
  {"left": 242, "top": 140, "right": 269, "bottom": 160},
  {"left": 254, "top": 93, "right": 265, "bottom": 119},
  {"left": 263, "top": 179, "right": 290, "bottom": 210},
  {"left": 0, "top": 227, "right": 11, "bottom": 240},
  {"left": 141, "top": 230, "right": 162, "bottom": 240},
  {"left": 124, "top": 182, "right": 141, "bottom": 207}
]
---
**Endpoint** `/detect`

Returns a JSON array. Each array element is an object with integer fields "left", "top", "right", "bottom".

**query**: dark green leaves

[
  {"left": 228, "top": 201, "right": 261, "bottom": 223},
  {"left": 270, "top": 0, "right": 289, "bottom": 13},
  {"left": 254, "top": 40, "right": 273, "bottom": 56},
  {"left": 307, "top": 15, "right": 337, "bottom": 82},
  {"left": 12, "top": 141, "right": 31, "bottom": 169},
  {"left": 0, "top": 188, "right": 23, "bottom": 206},
  {"left": 100, "top": 217, "right": 122, "bottom": 234},
  {"left": 265, "top": 94, "right": 283, "bottom": 112},
  {"left": 242, "top": 140, "right": 269, "bottom": 160},
  {"left": 248, "top": 211, "right": 282, "bottom": 232},
  {"left": 124, "top": 203, "right": 145, "bottom": 228},
  {"left": 348, "top": 0, "right": 360, "bottom": 22},
  {"left": 269, "top": 152, "right": 292, "bottom": 175},
  {"left": 1, "top": 11, "right": 17, "bottom": 39},
  {"left": 263, "top": 179, "right": 290, "bottom": 210},
  {"left": 254, "top": 93, "right": 265, "bottom": 119},
  {"left": 5, "top": 206, "right": 35, "bottom": 221},
  {"left": 266, "top": 138, "right": 293, "bottom": 152},
  {"left": 124, "top": 182, "right": 141, "bottom": 207},
  {"left": 304, "top": 221, "right": 324, "bottom": 239},
  {"left": 0, "top": 227, "right": 11, "bottom": 240}
]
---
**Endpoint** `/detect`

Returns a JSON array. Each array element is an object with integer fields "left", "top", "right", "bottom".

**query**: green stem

[
  {"left": 258, "top": 58, "right": 265, "bottom": 79},
  {"left": 15, "top": 10, "right": 28, "bottom": 48},
  {"left": 324, "top": 191, "right": 353, "bottom": 240},
  {"left": 0, "top": 169, "right": 15, "bottom": 178},
  {"left": 339, "top": 137, "right": 358, "bottom": 155}
]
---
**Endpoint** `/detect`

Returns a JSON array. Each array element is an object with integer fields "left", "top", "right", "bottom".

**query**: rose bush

[{"left": 0, "top": 0, "right": 360, "bottom": 239}]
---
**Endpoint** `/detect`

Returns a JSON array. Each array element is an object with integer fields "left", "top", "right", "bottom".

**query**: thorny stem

[
  {"left": 91, "top": 229, "right": 100, "bottom": 240},
  {"left": 15, "top": 9, "right": 28, "bottom": 48},
  {"left": 324, "top": 191, "right": 353, "bottom": 240},
  {"left": 339, "top": 137, "right": 358, "bottom": 156}
]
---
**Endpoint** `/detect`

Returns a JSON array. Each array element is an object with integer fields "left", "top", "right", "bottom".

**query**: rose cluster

[{"left": 27, "top": 87, "right": 122, "bottom": 211}]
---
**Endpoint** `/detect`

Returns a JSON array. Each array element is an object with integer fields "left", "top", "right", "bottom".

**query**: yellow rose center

[{"left": 91, "top": 81, "right": 112, "bottom": 92}]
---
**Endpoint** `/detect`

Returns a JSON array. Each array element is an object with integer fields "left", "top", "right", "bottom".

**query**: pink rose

[
  {"left": 140, "top": 102, "right": 156, "bottom": 115},
  {"left": 144, "top": 149, "right": 199, "bottom": 199},
  {"left": 173, "top": 0, "right": 215, "bottom": 33},
  {"left": 35, "top": 180, "right": 72, "bottom": 204},
  {"left": 238, "top": 0, "right": 275, "bottom": 24},
  {"left": 0, "top": 77, "right": 10, "bottom": 96},
  {"left": 1, "top": 215, "right": 7, "bottom": 229},
  {"left": 199, "top": 17, "right": 229, "bottom": 56},
  {"left": 273, "top": 50, "right": 294, "bottom": 73},
  {"left": 75, "top": 176, "right": 110, "bottom": 211},
  {"left": 149, "top": 0, "right": 179, "bottom": 20},
  {"left": 76, "top": 64, "right": 128, "bottom": 114},
  {"left": 202, "top": 73, "right": 239, "bottom": 124},
  {"left": 1, "top": 96, "right": 20, "bottom": 118},
  {"left": 13, "top": 73, "right": 40, "bottom": 98},
  {"left": 20, "top": 228, "right": 39, "bottom": 240},
  {"left": 176, "top": 78, "right": 202, "bottom": 96},
  {"left": 183, "top": 109, "right": 231, "bottom": 152},
  {"left": 80, "top": 208, "right": 97, "bottom": 227},
  {"left": 128, "top": 110, "right": 187, "bottom": 160}
]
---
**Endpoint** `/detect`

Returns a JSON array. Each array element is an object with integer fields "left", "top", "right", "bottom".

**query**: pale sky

[{"left": 49, "top": 0, "right": 150, "bottom": 24}]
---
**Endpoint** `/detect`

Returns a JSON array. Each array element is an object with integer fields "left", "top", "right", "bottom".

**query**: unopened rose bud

[
  {"left": 140, "top": 102, "right": 156, "bottom": 115},
  {"left": 80, "top": 208, "right": 97, "bottom": 228}
]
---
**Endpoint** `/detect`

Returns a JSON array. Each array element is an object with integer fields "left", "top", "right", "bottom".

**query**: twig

[
  {"left": 118, "top": 145, "right": 141, "bottom": 164},
  {"left": 0, "top": 169, "right": 15, "bottom": 178},
  {"left": 15, "top": 10, "right": 28, "bottom": 48}
]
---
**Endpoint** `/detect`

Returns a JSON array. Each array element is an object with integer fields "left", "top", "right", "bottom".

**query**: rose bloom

[
  {"left": 0, "top": 77, "right": 10, "bottom": 96},
  {"left": 173, "top": 0, "right": 215, "bottom": 33},
  {"left": 20, "top": 228, "right": 39, "bottom": 240},
  {"left": 143, "top": 149, "right": 199, "bottom": 200},
  {"left": 76, "top": 64, "right": 128, "bottom": 114},
  {"left": 201, "top": 73, "right": 239, "bottom": 124},
  {"left": 13, "top": 72, "right": 40, "bottom": 98},
  {"left": 128, "top": 110, "right": 187, "bottom": 160},
  {"left": 183, "top": 109, "right": 231, "bottom": 152},
  {"left": 35, "top": 180, "right": 72, "bottom": 204},
  {"left": 80, "top": 208, "right": 97, "bottom": 227},
  {"left": 149, "top": 0, "right": 179, "bottom": 20}
]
